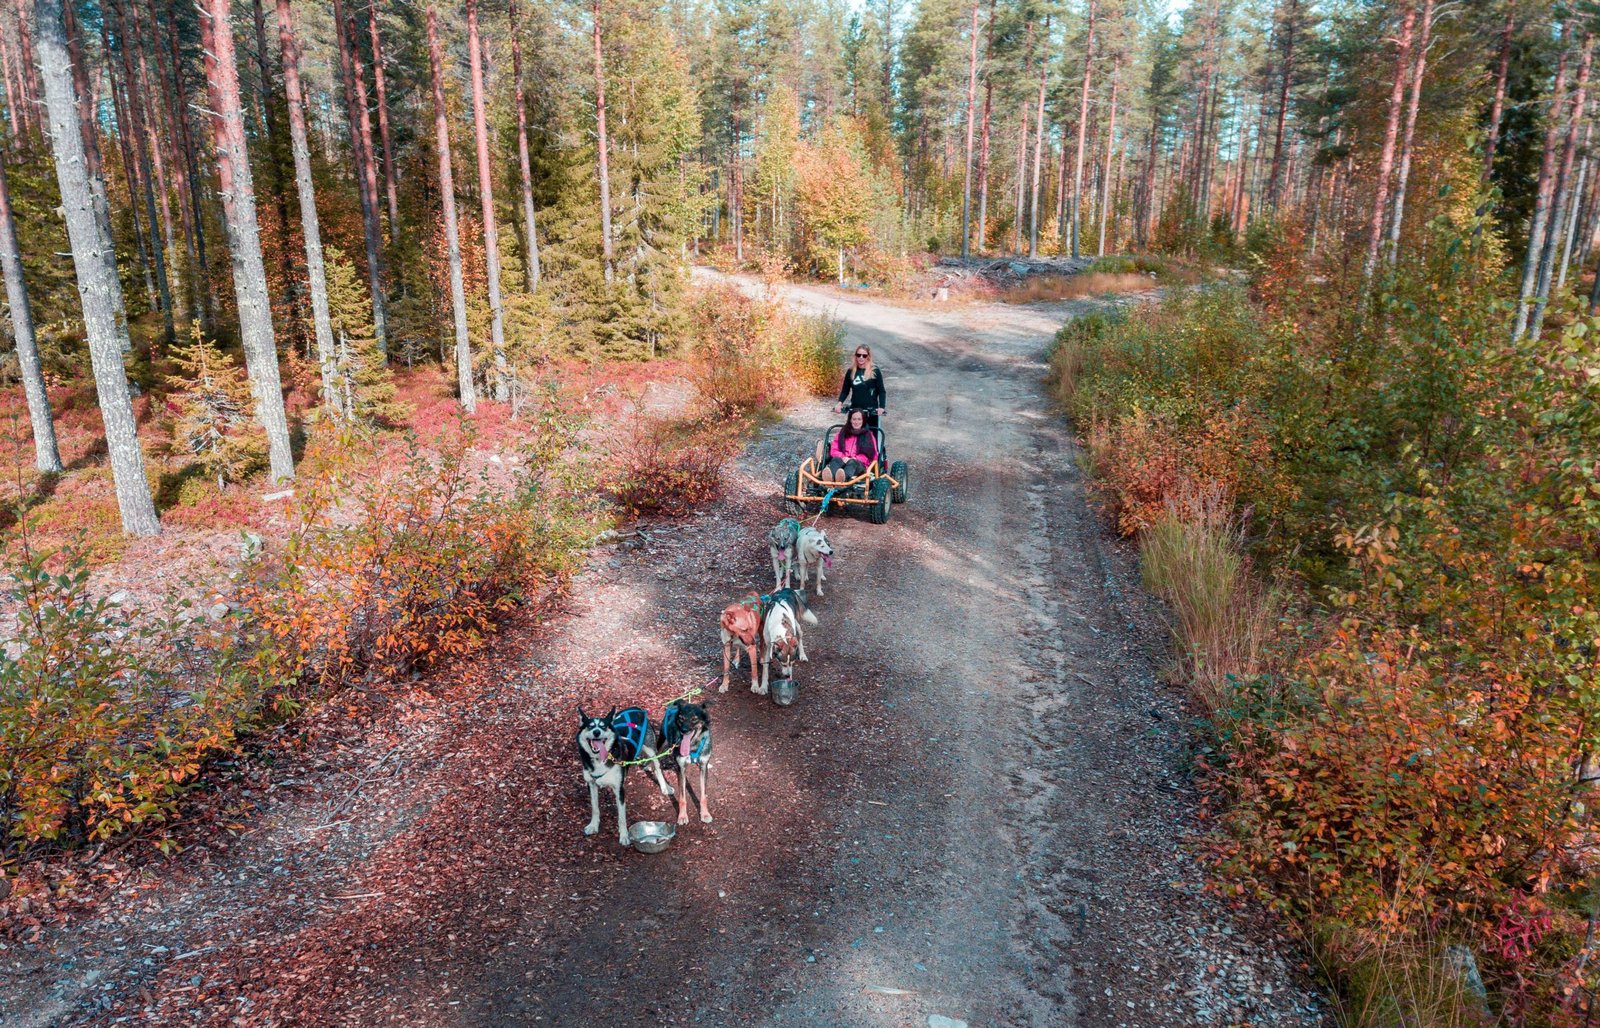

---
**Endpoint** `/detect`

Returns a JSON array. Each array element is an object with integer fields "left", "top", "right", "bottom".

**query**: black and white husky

[
  {"left": 768, "top": 517, "right": 801, "bottom": 590},
  {"left": 576, "top": 706, "right": 674, "bottom": 846},
  {"left": 661, "top": 700, "right": 713, "bottom": 825},
  {"left": 760, "top": 588, "right": 818, "bottom": 694},
  {"left": 795, "top": 526, "right": 834, "bottom": 596}
]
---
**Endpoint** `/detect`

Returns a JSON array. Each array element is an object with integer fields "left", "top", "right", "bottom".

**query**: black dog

[
  {"left": 576, "top": 706, "right": 674, "bottom": 846},
  {"left": 661, "top": 700, "right": 713, "bottom": 825}
]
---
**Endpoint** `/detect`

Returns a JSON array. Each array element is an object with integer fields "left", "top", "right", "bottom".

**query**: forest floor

[{"left": 1, "top": 279, "right": 1329, "bottom": 1026}]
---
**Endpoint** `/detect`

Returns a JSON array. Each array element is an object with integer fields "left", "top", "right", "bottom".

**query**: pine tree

[
  {"left": 324, "top": 246, "right": 405, "bottom": 427},
  {"left": 164, "top": 323, "right": 266, "bottom": 489}
]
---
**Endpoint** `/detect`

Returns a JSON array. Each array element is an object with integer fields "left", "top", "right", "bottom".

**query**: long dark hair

[{"left": 841, "top": 409, "right": 868, "bottom": 438}]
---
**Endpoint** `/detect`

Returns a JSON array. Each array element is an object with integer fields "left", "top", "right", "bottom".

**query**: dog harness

[
  {"left": 609, "top": 707, "right": 651, "bottom": 762},
  {"left": 661, "top": 705, "right": 710, "bottom": 763}
]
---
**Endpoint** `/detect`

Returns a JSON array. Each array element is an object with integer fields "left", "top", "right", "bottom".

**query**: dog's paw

[
  {"left": 677, "top": 812, "right": 689, "bottom": 826},
  {"left": 718, "top": 683, "right": 729, "bottom": 694},
  {"left": 660, "top": 783, "right": 675, "bottom": 797},
  {"left": 619, "top": 834, "right": 631, "bottom": 847},
  {"left": 584, "top": 821, "right": 599, "bottom": 836},
  {"left": 700, "top": 811, "right": 714, "bottom": 824}
]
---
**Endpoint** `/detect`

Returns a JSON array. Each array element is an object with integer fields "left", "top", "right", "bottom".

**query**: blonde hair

[{"left": 848, "top": 344, "right": 875, "bottom": 383}]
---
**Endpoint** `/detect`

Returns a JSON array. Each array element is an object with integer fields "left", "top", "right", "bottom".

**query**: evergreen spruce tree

[
  {"left": 165, "top": 324, "right": 267, "bottom": 489},
  {"left": 324, "top": 247, "right": 407, "bottom": 427}
]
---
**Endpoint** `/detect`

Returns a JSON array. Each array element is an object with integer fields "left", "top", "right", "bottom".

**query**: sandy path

[{"left": 2, "top": 282, "right": 1326, "bottom": 1026}]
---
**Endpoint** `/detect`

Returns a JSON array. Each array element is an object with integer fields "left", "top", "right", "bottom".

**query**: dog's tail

[{"left": 801, "top": 609, "right": 819, "bottom": 626}]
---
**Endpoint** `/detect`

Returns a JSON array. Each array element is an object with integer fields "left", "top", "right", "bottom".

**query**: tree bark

[
  {"left": 1097, "top": 62, "right": 1119, "bottom": 256},
  {"left": 1531, "top": 32, "right": 1593, "bottom": 339},
  {"left": 366, "top": 0, "right": 399, "bottom": 235},
  {"left": 276, "top": 0, "right": 339, "bottom": 419},
  {"left": 1481, "top": 5, "right": 1515, "bottom": 183},
  {"left": 975, "top": 0, "right": 995, "bottom": 253},
  {"left": 1266, "top": 0, "right": 1297, "bottom": 209},
  {"left": 102, "top": 13, "right": 157, "bottom": 317},
  {"left": 510, "top": 0, "right": 540, "bottom": 289},
  {"left": 1027, "top": 22, "right": 1047, "bottom": 257},
  {"left": 129, "top": 0, "right": 181, "bottom": 326},
  {"left": 15, "top": 0, "right": 36, "bottom": 137},
  {"left": 34, "top": 0, "right": 157, "bottom": 533},
  {"left": 111, "top": 0, "right": 172, "bottom": 342},
  {"left": 1068, "top": 0, "right": 1095, "bottom": 257},
  {"left": 1513, "top": 24, "right": 1573, "bottom": 338},
  {"left": 332, "top": 0, "right": 387, "bottom": 355},
  {"left": 161, "top": 0, "right": 213, "bottom": 332},
  {"left": 1360, "top": 1, "right": 1417, "bottom": 287},
  {"left": 0, "top": 144, "right": 59, "bottom": 471},
  {"left": 201, "top": 0, "right": 294, "bottom": 482},
  {"left": 466, "top": 0, "right": 508, "bottom": 398},
  {"left": 427, "top": 4, "right": 475, "bottom": 413},
  {"left": 593, "top": 0, "right": 614, "bottom": 280},
  {"left": 1557, "top": 128, "right": 1589, "bottom": 291},
  {"left": 960, "top": 0, "right": 978, "bottom": 258},
  {"left": 0, "top": 29, "right": 21, "bottom": 140},
  {"left": 1385, "top": 0, "right": 1433, "bottom": 264}
]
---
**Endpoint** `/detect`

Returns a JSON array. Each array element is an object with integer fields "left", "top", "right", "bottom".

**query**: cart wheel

[
  {"left": 784, "top": 470, "right": 805, "bottom": 517},
  {"left": 890, "top": 460, "right": 909, "bottom": 503},
  {"left": 868, "top": 477, "right": 892, "bottom": 524}
]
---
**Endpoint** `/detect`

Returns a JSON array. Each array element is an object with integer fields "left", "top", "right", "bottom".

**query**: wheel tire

[
  {"left": 890, "top": 460, "right": 909, "bottom": 503},
  {"left": 868, "top": 477, "right": 892, "bottom": 524},
  {"left": 784, "top": 471, "right": 805, "bottom": 517}
]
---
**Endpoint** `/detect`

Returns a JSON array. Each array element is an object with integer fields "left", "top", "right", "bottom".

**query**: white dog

[
  {"left": 795, "top": 526, "right": 835, "bottom": 596},
  {"left": 760, "top": 588, "right": 817, "bottom": 694}
]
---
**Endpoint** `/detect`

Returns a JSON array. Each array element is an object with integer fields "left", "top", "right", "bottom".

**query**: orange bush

[{"left": 607, "top": 412, "right": 727, "bottom": 517}]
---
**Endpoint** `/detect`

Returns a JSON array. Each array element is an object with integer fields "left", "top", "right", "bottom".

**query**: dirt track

[{"left": 3, "top": 282, "right": 1327, "bottom": 1025}]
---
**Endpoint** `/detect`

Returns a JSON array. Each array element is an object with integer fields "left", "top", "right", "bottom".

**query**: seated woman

[{"left": 817, "top": 409, "right": 879, "bottom": 484}]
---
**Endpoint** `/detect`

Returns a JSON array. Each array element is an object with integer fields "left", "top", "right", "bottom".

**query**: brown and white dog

[
  {"left": 760, "top": 588, "right": 817, "bottom": 694},
  {"left": 719, "top": 595, "right": 763, "bottom": 693}
]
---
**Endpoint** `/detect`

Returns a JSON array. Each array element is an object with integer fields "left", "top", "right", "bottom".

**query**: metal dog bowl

[
  {"left": 770, "top": 678, "right": 798, "bottom": 706},
  {"left": 628, "top": 821, "right": 676, "bottom": 853}
]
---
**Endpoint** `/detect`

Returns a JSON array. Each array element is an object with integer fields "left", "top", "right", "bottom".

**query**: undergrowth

[{"left": 1054, "top": 201, "right": 1600, "bottom": 1022}]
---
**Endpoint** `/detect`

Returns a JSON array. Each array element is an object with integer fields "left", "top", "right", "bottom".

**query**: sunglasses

[{"left": 855, "top": 353, "right": 869, "bottom": 358}]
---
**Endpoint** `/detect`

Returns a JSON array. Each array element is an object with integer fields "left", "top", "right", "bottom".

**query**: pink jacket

[{"left": 830, "top": 430, "right": 877, "bottom": 465}]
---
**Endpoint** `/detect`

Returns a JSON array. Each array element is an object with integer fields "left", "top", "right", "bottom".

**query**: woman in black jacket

[{"left": 836, "top": 344, "right": 886, "bottom": 427}]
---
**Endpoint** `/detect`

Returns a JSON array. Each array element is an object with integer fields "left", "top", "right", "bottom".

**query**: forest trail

[{"left": 3, "top": 283, "right": 1326, "bottom": 1026}]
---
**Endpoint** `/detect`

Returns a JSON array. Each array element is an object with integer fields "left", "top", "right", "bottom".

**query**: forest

[{"left": 0, "top": 0, "right": 1599, "bottom": 1021}]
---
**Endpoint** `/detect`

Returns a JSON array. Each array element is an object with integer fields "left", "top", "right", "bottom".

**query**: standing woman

[{"left": 836, "top": 344, "right": 886, "bottom": 427}]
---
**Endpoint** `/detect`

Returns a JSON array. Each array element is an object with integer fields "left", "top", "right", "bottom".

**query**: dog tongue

[
  {"left": 590, "top": 738, "right": 609, "bottom": 762},
  {"left": 679, "top": 731, "right": 695, "bottom": 757}
]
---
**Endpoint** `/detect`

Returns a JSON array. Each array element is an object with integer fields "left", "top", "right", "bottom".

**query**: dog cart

[{"left": 782, "top": 416, "right": 909, "bottom": 524}]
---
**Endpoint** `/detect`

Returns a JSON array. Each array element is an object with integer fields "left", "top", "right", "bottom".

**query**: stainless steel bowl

[
  {"left": 770, "top": 678, "right": 798, "bottom": 706},
  {"left": 628, "top": 821, "right": 676, "bottom": 853}
]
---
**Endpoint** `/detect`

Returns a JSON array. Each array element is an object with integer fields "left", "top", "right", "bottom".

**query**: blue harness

[
  {"left": 661, "top": 705, "right": 710, "bottom": 763},
  {"left": 609, "top": 707, "right": 651, "bottom": 762}
]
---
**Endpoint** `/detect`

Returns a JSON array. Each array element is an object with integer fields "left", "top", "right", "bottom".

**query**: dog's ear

[
  {"left": 605, "top": 706, "right": 617, "bottom": 722},
  {"left": 577, "top": 705, "right": 589, "bottom": 722}
]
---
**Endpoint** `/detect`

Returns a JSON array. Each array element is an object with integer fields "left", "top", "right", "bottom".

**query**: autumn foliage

[{"left": 1057, "top": 207, "right": 1600, "bottom": 1016}]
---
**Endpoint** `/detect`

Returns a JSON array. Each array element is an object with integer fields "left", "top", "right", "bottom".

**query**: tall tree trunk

[
  {"left": 1027, "top": 26, "right": 1047, "bottom": 257},
  {"left": 593, "top": 0, "right": 614, "bottom": 280},
  {"left": 960, "top": 0, "right": 978, "bottom": 258},
  {"left": 366, "top": 0, "right": 399, "bottom": 235},
  {"left": 1557, "top": 128, "right": 1589, "bottom": 291},
  {"left": 427, "top": 4, "right": 474, "bottom": 413},
  {"left": 0, "top": 144, "right": 59, "bottom": 471},
  {"left": 62, "top": 3, "right": 115, "bottom": 281},
  {"left": 129, "top": 0, "right": 181, "bottom": 326},
  {"left": 1360, "top": 1, "right": 1417, "bottom": 287},
  {"left": 1097, "top": 62, "right": 1119, "bottom": 256},
  {"left": 1013, "top": 106, "right": 1028, "bottom": 254},
  {"left": 201, "top": 0, "right": 294, "bottom": 483},
  {"left": 466, "top": 0, "right": 508, "bottom": 398},
  {"left": 249, "top": 0, "right": 291, "bottom": 263},
  {"left": 510, "top": 0, "right": 540, "bottom": 289},
  {"left": 975, "top": 0, "right": 995, "bottom": 253},
  {"left": 1068, "top": 0, "right": 1095, "bottom": 257},
  {"left": 111, "top": 0, "right": 172, "bottom": 342},
  {"left": 1385, "top": 0, "right": 1433, "bottom": 264},
  {"left": 1266, "top": 0, "right": 1297, "bottom": 209},
  {"left": 1513, "top": 24, "right": 1574, "bottom": 338},
  {"left": 160, "top": 0, "right": 212, "bottom": 331},
  {"left": 102, "top": 14, "right": 157, "bottom": 316},
  {"left": 332, "top": 0, "right": 387, "bottom": 355},
  {"left": 1531, "top": 32, "right": 1594, "bottom": 339},
  {"left": 276, "top": 0, "right": 339, "bottom": 419},
  {"left": 1481, "top": 5, "right": 1515, "bottom": 183},
  {"left": 34, "top": 0, "right": 157, "bottom": 533},
  {"left": 15, "top": 0, "right": 36, "bottom": 137},
  {"left": 0, "top": 30, "right": 21, "bottom": 140}
]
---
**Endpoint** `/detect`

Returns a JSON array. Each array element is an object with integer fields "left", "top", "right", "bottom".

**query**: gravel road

[{"left": 3, "top": 282, "right": 1328, "bottom": 1026}]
